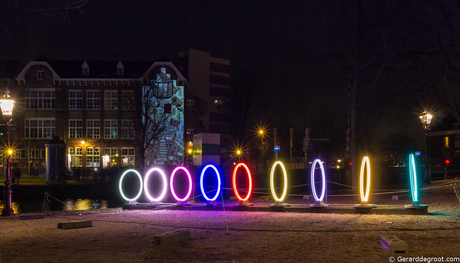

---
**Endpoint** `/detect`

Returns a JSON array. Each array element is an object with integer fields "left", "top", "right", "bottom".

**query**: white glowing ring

[
  {"left": 170, "top": 166, "right": 193, "bottom": 202},
  {"left": 119, "top": 169, "right": 143, "bottom": 202},
  {"left": 408, "top": 154, "right": 418, "bottom": 203},
  {"left": 144, "top": 167, "right": 168, "bottom": 202},
  {"left": 200, "top": 164, "right": 221, "bottom": 201},
  {"left": 310, "top": 159, "right": 326, "bottom": 202},
  {"left": 270, "top": 161, "right": 288, "bottom": 202},
  {"left": 359, "top": 156, "right": 371, "bottom": 202}
]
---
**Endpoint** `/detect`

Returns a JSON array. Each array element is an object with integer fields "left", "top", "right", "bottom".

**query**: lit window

[
  {"left": 186, "top": 129, "right": 194, "bottom": 135},
  {"left": 444, "top": 136, "right": 450, "bottom": 148},
  {"left": 121, "top": 147, "right": 135, "bottom": 167},
  {"left": 103, "top": 147, "right": 118, "bottom": 167},
  {"left": 87, "top": 120, "right": 100, "bottom": 139},
  {"left": 25, "top": 118, "right": 55, "bottom": 139},
  {"left": 69, "top": 90, "right": 83, "bottom": 110},
  {"left": 69, "top": 147, "right": 82, "bottom": 167},
  {"left": 104, "top": 90, "right": 118, "bottom": 110},
  {"left": 69, "top": 119, "right": 83, "bottom": 139},
  {"left": 86, "top": 147, "right": 100, "bottom": 167},
  {"left": 104, "top": 120, "right": 118, "bottom": 139},
  {"left": 25, "top": 89, "right": 55, "bottom": 109}
]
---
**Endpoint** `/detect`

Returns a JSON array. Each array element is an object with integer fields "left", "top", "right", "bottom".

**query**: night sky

[{"left": 1, "top": 0, "right": 440, "bottom": 150}]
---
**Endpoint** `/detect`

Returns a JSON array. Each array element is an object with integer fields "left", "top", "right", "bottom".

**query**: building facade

[{"left": 3, "top": 59, "right": 185, "bottom": 176}]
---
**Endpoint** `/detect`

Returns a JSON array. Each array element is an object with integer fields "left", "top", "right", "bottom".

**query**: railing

[{"left": 429, "top": 166, "right": 460, "bottom": 180}]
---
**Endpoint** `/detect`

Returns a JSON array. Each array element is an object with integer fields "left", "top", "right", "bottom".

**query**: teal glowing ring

[
  {"left": 409, "top": 154, "right": 418, "bottom": 203},
  {"left": 119, "top": 169, "right": 143, "bottom": 202}
]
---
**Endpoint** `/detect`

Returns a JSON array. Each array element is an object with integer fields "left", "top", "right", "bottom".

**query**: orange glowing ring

[
  {"left": 359, "top": 156, "right": 371, "bottom": 202},
  {"left": 232, "top": 163, "right": 253, "bottom": 202}
]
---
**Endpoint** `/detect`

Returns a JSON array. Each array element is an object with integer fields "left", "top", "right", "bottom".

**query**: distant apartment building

[
  {"left": 177, "top": 49, "right": 231, "bottom": 164},
  {"left": 2, "top": 58, "right": 185, "bottom": 175}
]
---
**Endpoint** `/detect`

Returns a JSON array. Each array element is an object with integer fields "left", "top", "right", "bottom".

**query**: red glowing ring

[
  {"left": 232, "top": 163, "right": 253, "bottom": 202},
  {"left": 170, "top": 166, "right": 193, "bottom": 202}
]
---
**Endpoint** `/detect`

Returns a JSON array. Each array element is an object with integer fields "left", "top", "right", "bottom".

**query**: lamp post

[
  {"left": 0, "top": 88, "right": 15, "bottom": 216},
  {"left": 419, "top": 110, "right": 432, "bottom": 185}
]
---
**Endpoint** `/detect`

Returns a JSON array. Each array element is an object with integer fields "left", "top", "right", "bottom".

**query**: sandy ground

[{"left": 1, "top": 180, "right": 460, "bottom": 263}]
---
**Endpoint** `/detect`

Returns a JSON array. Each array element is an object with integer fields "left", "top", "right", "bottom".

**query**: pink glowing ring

[
  {"left": 143, "top": 167, "right": 168, "bottom": 202},
  {"left": 170, "top": 166, "right": 193, "bottom": 202},
  {"left": 232, "top": 163, "right": 253, "bottom": 202}
]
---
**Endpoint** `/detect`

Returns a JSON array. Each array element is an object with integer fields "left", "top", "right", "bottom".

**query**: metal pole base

[
  {"left": 203, "top": 201, "right": 218, "bottom": 206},
  {"left": 354, "top": 202, "right": 376, "bottom": 208},
  {"left": 310, "top": 201, "right": 329, "bottom": 208},
  {"left": 271, "top": 201, "right": 290, "bottom": 207},
  {"left": 235, "top": 201, "right": 253, "bottom": 207},
  {"left": 176, "top": 201, "right": 191, "bottom": 207},
  {"left": 404, "top": 202, "right": 428, "bottom": 209}
]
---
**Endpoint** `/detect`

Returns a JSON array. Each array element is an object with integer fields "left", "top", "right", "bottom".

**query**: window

[
  {"left": 121, "top": 147, "right": 135, "bottom": 167},
  {"left": 87, "top": 120, "right": 100, "bottom": 139},
  {"left": 37, "top": 70, "right": 44, "bottom": 80},
  {"left": 20, "top": 149, "right": 26, "bottom": 159},
  {"left": 25, "top": 89, "right": 56, "bottom": 109},
  {"left": 69, "top": 147, "right": 82, "bottom": 167},
  {"left": 444, "top": 136, "right": 450, "bottom": 149},
  {"left": 69, "top": 120, "right": 83, "bottom": 139},
  {"left": 186, "top": 129, "right": 194, "bottom": 135},
  {"left": 28, "top": 149, "right": 40, "bottom": 159},
  {"left": 117, "top": 61, "right": 124, "bottom": 76},
  {"left": 41, "top": 149, "right": 46, "bottom": 159},
  {"left": 87, "top": 90, "right": 100, "bottom": 110},
  {"left": 187, "top": 99, "right": 194, "bottom": 105},
  {"left": 86, "top": 147, "right": 100, "bottom": 167},
  {"left": 25, "top": 118, "right": 55, "bottom": 139},
  {"left": 103, "top": 147, "right": 118, "bottom": 167},
  {"left": 104, "top": 90, "right": 118, "bottom": 110},
  {"left": 104, "top": 120, "right": 117, "bottom": 139},
  {"left": 122, "top": 90, "right": 135, "bottom": 110},
  {"left": 69, "top": 90, "right": 83, "bottom": 110},
  {"left": 456, "top": 136, "right": 460, "bottom": 148},
  {"left": 122, "top": 120, "right": 135, "bottom": 139}
]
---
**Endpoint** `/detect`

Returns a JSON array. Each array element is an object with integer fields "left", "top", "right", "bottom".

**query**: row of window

[
  {"left": 68, "top": 147, "right": 135, "bottom": 167},
  {"left": 25, "top": 89, "right": 135, "bottom": 110},
  {"left": 24, "top": 118, "right": 134, "bottom": 139}
]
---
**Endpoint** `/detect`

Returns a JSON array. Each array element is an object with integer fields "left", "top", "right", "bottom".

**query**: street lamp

[
  {"left": 419, "top": 110, "right": 433, "bottom": 184},
  {"left": 0, "top": 88, "right": 15, "bottom": 216}
]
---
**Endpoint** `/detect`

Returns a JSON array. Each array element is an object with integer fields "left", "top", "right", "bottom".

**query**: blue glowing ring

[
  {"left": 199, "top": 164, "right": 221, "bottom": 201},
  {"left": 119, "top": 169, "right": 143, "bottom": 202},
  {"left": 310, "top": 159, "right": 326, "bottom": 202},
  {"left": 409, "top": 154, "right": 418, "bottom": 203}
]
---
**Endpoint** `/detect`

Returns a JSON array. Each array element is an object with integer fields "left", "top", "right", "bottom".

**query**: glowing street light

[
  {"left": 0, "top": 88, "right": 15, "bottom": 216},
  {"left": 420, "top": 110, "right": 432, "bottom": 184}
]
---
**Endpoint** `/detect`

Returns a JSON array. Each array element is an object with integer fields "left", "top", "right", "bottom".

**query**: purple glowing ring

[
  {"left": 143, "top": 167, "right": 168, "bottom": 202},
  {"left": 310, "top": 159, "right": 326, "bottom": 202},
  {"left": 119, "top": 169, "right": 143, "bottom": 202},
  {"left": 200, "top": 164, "right": 221, "bottom": 201},
  {"left": 170, "top": 166, "right": 193, "bottom": 202}
]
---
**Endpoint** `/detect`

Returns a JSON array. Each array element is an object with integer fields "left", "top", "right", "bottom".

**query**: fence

[{"left": 429, "top": 166, "right": 460, "bottom": 181}]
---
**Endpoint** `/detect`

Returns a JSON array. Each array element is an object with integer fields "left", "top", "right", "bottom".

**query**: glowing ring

[
  {"left": 200, "top": 165, "right": 221, "bottom": 201},
  {"left": 170, "top": 166, "right": 193, "bottom": 202},
  {"left": 144, "top": 167, "right": 168, "bottom": 202},
  {"left": 119, "top": 169, "right": 143, "bottom": 202},
  {"left": 270, "top": 161, "right": 288, "bottom": 202},
  {"left": 232, "top": 163, "right": 253, "bottom": 202},
  {"left": 408, "top": 154, "right": 418, "bottom": 203},
  {"left": 310, "top": 159, "right": 326, "bottom": 202},
  {"left": 359, "top": 156, "right": 371, "bottom": 202}
]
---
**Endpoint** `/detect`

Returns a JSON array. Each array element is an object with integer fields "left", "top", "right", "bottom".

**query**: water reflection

[{"left": 0, "top": 199, "right": 115, "bottom": 214}]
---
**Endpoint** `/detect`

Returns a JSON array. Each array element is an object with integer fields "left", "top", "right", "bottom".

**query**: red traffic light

[{"left": 445, "top": 159, "right": 450, "bottom": 165}]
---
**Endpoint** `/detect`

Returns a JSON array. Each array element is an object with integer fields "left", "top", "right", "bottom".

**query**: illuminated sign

[
  {"left": 144, "top": 167, "right": 168, "bottom": 202},
  {"left": 274, "top": 146, "right": 280, "bottom": 151},
  {"left": 359, "top": 156, "right": 371, "bottom": 203},
  {"left": 200, "top": 164, "right": 221, "bottom": 201},
  {"left": 170, "top": 166, "right": 193, "bottom": 202},
  {"left": 415, "top": 151, "right": 421, "bottom": 157},
  {"left": 310, "top": 159, "right": 326, "bottom": 202},
  {"left": 270, "top": 161, "right": 288, "bottom": 202},
  {"left": 232, "top": 163, "right": 253, "bottom": 202},
  {"left": 119, "top": 169, "right": 143, "bottom": 202}
]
